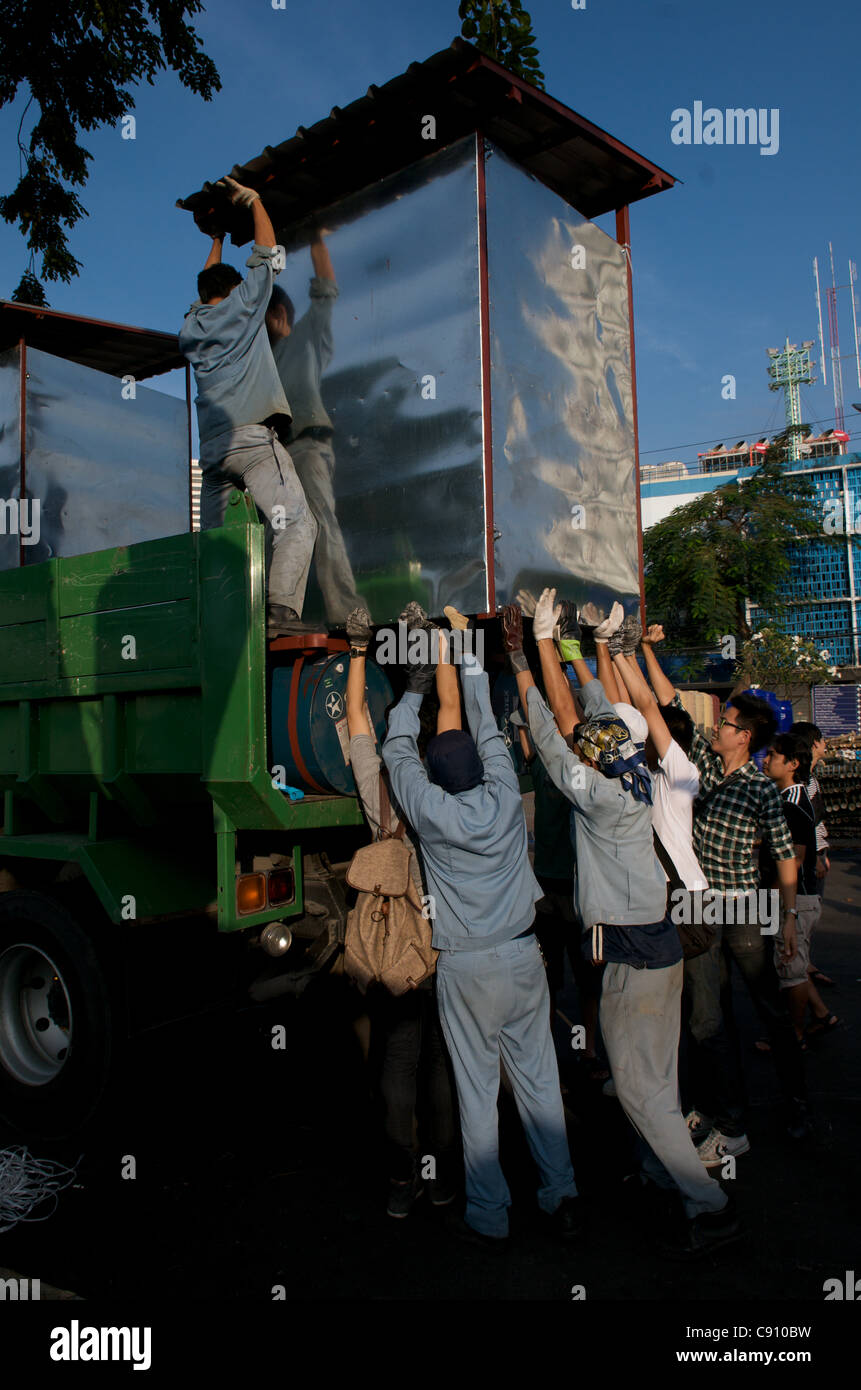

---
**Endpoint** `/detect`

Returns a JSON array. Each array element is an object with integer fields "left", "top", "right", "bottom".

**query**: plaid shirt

[{"left": 674, "top": 698, "right": 795, "bottom": 892}]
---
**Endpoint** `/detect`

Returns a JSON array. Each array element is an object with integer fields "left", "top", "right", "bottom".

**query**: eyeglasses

[{"left": 718, "top": 716, "right": 745, "bottom": 733}]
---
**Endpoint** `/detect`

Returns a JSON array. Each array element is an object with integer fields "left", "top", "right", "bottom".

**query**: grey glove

[
  {"left": 620, "top": 613, "right": 643, "bottom": 656},
  {"left": 607, "top": 630, "right": 624, "bottom": 658},
  {"left": 217, "top": 175, "right": 260, "bottom": 208},
  {"left": 346, "top": 606, "right": 373, "bottom": 651}
]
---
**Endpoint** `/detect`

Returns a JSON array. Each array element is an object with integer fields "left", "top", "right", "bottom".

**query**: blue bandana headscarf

[{"left": 575, "top": 714, "right": 653, "bottom": 806}]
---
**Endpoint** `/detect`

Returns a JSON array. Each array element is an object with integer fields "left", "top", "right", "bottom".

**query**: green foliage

[
  {"left": 643, "top": 458, "right": 825, "bottom": 646},
  {"left": 11, "top": 267, "right": 48, "bottom": 306},
  {"left": 738, "top": 626, "right": 838, "bottom": 698},
  {"left": 458, "top": 0, "right": 545, "bottom": 88},
  {"left": 0, "top": 1, "right": 221, "bottom": 296}
]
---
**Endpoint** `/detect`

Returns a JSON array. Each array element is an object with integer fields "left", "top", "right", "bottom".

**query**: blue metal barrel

[{"left": 270, "top": 652, "right": 393, "bottom": 795}]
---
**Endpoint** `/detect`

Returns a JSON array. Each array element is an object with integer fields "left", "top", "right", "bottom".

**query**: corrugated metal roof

[
  {"left": 177, "top": 38, "right": 675, "bottom": 243},
  {"left": 0, "top": 300, "right": 185, "bottom": 378}
]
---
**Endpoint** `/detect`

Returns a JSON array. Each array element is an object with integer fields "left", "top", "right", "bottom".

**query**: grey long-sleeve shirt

[
  {"left": 382, "top": 652, "right": 542, "bottom": 952},
  {"left": 179, "top": 243, "right": 291, "bottom": 445},
  {"left": 526, "top": 680, "right": 671, "bottom": 945}
]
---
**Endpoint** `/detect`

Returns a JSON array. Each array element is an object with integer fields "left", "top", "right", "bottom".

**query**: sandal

[{"left": 805, "top": 1013, "right": 840, "bottom": 1039}]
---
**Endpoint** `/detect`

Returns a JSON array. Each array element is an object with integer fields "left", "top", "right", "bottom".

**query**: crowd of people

[
  {"left": 177, "top": 181, "right": 837, "bottom": 1261},
  {"left": 341, "top": 592, "right": 837, "bottom": 1260}
]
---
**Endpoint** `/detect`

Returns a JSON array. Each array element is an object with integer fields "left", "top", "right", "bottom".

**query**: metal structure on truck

[{"left": 0, "top": 38, "right": 675, "bottom": 1137}]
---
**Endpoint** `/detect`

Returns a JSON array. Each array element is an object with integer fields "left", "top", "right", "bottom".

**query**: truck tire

[{"left": 0, "top": 891, "right": 115, "bottom": 1139}]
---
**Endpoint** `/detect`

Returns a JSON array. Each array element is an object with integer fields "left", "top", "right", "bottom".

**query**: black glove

[{"left": 405, "top": 661, "right": 437, "bottom": 695}]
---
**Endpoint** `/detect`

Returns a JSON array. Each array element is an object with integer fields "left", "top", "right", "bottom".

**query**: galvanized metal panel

[
  {"left": 21, "top": 347, "right": 189, "bottom": 565},
  {"left": 484, "top": 145, "right": 640, "bottom": 613},
  {"left": 0, "top": 347, "right": 21, "bottom": 572},
  {"left": 278, "top": 138, "right": 486, "bottom": 624}
]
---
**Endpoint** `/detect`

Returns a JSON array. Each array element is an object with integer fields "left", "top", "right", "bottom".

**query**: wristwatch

[{"left": 784, "top": 907, "right": 799, "bottom": 918}]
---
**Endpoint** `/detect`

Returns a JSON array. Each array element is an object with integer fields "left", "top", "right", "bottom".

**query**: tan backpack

[{"left": 344, "top": 775, "right": 438, "bottom": 995}]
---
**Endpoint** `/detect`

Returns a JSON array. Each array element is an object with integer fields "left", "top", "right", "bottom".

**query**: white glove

[
  {"left": 593, "top": 601, "right": 624, "bottom": 644},
  {"left": 515, "top": 588, "right": 538, "bottom": 618},
  {"left": 533, "top": 587, "right": 561, "bottom": 642},
  {"left": 217, "top": 176, "right": 260, "bottom": 208}
]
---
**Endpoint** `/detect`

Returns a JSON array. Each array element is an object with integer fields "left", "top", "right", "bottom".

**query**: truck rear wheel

[{"left": 0, "top": 891, "right": 115, "bottom": 1139}]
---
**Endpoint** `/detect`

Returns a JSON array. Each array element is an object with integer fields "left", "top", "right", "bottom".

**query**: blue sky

[{"left": 2, "top": 0, "right": 860, "bottom": 463}]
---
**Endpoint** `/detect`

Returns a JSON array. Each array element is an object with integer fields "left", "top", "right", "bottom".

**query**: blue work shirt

[
  {"left": 179, "top": 243, "right": 291, "bottom": 446},
  {"left": 526, "top": 680, "right": 680, "bottom": 969},
  {"left": 272, "top": 276, "right": 337, "bottom": 438},
  {"left": 383, "top": 653, "right": 542, "bottom": 952}
]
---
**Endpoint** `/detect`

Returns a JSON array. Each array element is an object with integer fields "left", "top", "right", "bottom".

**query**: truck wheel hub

[{"left": 0, "top": 945, "right": 72, "bottom": 1086}]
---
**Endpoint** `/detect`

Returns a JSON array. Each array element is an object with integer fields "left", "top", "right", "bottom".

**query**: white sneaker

[
  {"left": 685, "top": 1109, "right": 712, "bottom": 1144},
  {"left": 696, "top": 1129, "right": 751, "bottom": 1168}
]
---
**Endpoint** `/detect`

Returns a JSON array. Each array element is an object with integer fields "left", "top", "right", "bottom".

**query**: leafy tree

[
  {"left": 736, "top": 626, "right": 838, "bottom": 699},
  {"left": 459, "top": 1, "right": 545, "bottom": 88},
  {"left": 0, "top": 2, "right": 221, "bottom": 302},
  {"left": 643, "top": 456, "right": 826, "bottom": 647}
]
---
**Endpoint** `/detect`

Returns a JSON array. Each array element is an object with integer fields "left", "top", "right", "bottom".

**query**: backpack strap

[
  {"left": 652, "top": 829, "right": 685, "bottom": 893},
  {"left": 378, "top": 771, "right": 407, "bottom": 842}
]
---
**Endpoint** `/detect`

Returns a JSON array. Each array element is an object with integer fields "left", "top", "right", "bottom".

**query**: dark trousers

[
  {"left": 373, "top": 982, "right": 458, "bottom": 1182},
  {"left": 682, "top": 919, "right": 806, "bottom": 1134}
]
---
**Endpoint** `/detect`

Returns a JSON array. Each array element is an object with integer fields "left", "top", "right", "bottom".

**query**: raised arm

[
  {"left": 217, "top": 177, "right": 278, "bottom": 250},
  {"left": 640, "top": 625, "right": 676, "bottom": 706},
  {"left": 613, "top": 651, "right": 672, "bottom": 759},
  {"left": 202, "top": 235, "right": 223, "bottom": 271},
  {"left": 310, "top": 229, "right": 336, "bottom": 283},
  {"left": 533, "top": 589, "right": 578, "bottom": 737},
  {"left": 345, "top": 608, "right": 373, "bottom": 739},
  {"left": 436, "top": 615, "right": 463, "bottom": 735}
]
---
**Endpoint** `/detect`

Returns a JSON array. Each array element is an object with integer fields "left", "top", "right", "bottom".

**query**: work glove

[
  {"left": 500, "top": 604, "right": 529, "bottom": 674},
  {"left": 443, "top": 605, "right": 470, "bottom": 631},
  {"left": 620, "top": 613, "right": 643, "bottom": 656},
  {"left": 641, "top": 624, "right": 665, "bottom": 646},
  {"left": 399, "top": 600, "right": 429, "bottom": 631},
  {"left": 556, "top": 599, "right": 582, "bottom": 663},
  {"left": 533, "top": 587, "right": 562, "bottom": 643},
  {"left": 217, "top": 175, "right": 260, "bottom": 208},
  {"left": 194, "top": 207, "right": 228, "bottom": 240},
  {"left": 515, "top": 588, "right": 538, "bottom": 618},
  {"left": 592, "top": 601, "right": 624, "bottom": 644},
  {"left": 346, "top": 606, "right": 373, "bottom": 652},
  {"left": 578, "top": 601, "right": 603, "bottom": 631},
  {"left": 607, "top": 629, "right": 625, "bottom": 658},
  {"left": 405, "top": 659, "right": 437, "bottom": 695}
]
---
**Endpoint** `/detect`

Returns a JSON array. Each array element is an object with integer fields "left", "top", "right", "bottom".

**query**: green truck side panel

[{"left": 0, "top": 493, "right": 364, "bottom": 931}]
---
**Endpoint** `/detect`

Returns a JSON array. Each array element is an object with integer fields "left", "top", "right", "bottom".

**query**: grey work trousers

[
  {"left": 435, "top": 933, "right": 577, "bottom": 1239},
  {"left": 601, "top": 959, "right": 727, "bottom": 1218},
  {"left": 199, "top": 424, "right": 317, "bottom": 615},
  {"left": 287, "top": 435, "right": 360, "bottom": 624}
]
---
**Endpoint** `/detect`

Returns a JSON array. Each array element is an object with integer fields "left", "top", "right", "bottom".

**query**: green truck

[{"left": 0, "top": 305, "right": 394, "bottom": 1140}]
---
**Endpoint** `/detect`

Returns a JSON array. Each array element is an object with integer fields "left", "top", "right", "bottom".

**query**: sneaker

[
  {"left": 386, "top": 1174, "right": 423, "bottom": 1219},
  {"left": 685, "top": 1109, "right": 712, "bottom": 1145},
  {"left": 427, "top": 1175, "right": 457, "bottom": 1208},
  {"left": 695, "top": 1129, "right": 751, "bottom": 1168},
  {"left": 549, "top": 1195, "right": 584, "bottom": 1244},
  {"left": 660, "top": 1195, "right": 743, "bottom": 1260}
]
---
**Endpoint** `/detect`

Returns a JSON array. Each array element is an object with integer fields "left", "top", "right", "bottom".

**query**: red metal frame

[
  {"left": 18, "top": 337, "right": 26, "bottom": 570},
  {"left": 615, "top": 206, "right": 647, "bottom": 624},
  {"left": 185, "top": 361, "right": 194, "bottom": 533},
  {"left": 476, "top": 133, "right": 496, "bottom": 617}
]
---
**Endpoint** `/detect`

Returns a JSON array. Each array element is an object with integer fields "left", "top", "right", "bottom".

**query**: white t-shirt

[{"left": 651, "top": 738, "right": 709, "bottom": 891}]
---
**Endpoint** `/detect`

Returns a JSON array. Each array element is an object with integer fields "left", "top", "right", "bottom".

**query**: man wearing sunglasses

[{"left": 645, "top": 651, "right": 809, "bottom": 1155}]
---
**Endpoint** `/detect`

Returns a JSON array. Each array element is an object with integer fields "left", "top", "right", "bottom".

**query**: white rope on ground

[{"left": 0, "top": 1146, "right": 79, "bottom": 1233}]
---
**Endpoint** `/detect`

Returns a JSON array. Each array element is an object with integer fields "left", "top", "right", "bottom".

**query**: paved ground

[{"left": 0, "top": 847, "right": 858, "bottom": 1303}]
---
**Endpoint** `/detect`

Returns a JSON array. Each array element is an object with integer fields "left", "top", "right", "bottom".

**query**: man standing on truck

[
  {"left": 266, "top": 232, "right": 362, "bottom": 625},
  {"left": 179, "top": 176, "right": 317, "bottom": 638}
]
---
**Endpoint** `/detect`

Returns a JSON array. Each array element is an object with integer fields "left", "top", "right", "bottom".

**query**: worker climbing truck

[{"left": 0, "top": 40, "right": 673, "bottom": 1138}]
